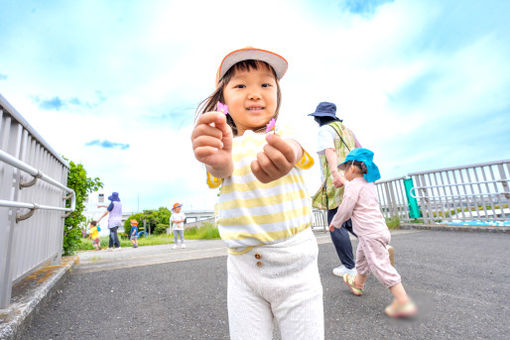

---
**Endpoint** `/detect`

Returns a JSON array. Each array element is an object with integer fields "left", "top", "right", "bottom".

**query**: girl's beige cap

[{"left": 216, "top": 47, "right": 288, "bottom": 83}]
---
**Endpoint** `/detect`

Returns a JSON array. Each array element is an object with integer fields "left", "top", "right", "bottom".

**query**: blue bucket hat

[
  {"left": 339, "top": 148, "right": 381, "bottom": 183},
  {"left": 108, "top": 192, "right": 120, "bottom": 201},
  {"left": 307, "top": 102, "right": 342, "bottom": 121}
]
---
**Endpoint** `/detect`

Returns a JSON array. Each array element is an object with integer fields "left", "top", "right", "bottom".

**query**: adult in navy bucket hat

[
  {"left": 339, "top": 148, "right": 381, "bottom": 183},
  {"left": 308, "top": 102, "right": 343, "bottom": 121},
  {"left": 108, "top": 192, "right": 120, "bottom": 201},
  {"left": 97, "top": 192, "right": 123, "bottom": 250},
  {"left": 309, "top": 101, "right": 362, "bottom": 278}
]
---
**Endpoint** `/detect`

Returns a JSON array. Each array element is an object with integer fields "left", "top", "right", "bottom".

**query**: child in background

[
  {"left": 89, "top": 221, "right": 101, "bottom": 251},
  {"left": 130, "top": 219, "right": 139, "bottom": 248},
  {"left": 191, "top": 47, "right": 323, "bottom": 339},
  {"left": 329, "top": 148, "right": 417, "bottom": 318},
  {"left": 170, "top": 203, "right": 186, "bottom": 249}
]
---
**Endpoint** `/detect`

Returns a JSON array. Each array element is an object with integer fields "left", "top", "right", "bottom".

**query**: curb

[
  {"left": 401, "top": 223, "right": 510, "bottom": 233},
  {"left": 0, "top": 256, "right": 79, "bottom": 340}
]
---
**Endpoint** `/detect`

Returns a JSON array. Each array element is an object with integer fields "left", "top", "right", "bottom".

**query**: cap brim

[
  {"left": 338, "top": 161, "right": 348, "bottom": 170},
  {"left": 218, "top": 48, "right": 288, "bottom": 82}
]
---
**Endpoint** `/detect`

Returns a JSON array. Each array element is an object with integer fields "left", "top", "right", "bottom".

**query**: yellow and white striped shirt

[{"left": 207, "top": 130, "right": 314, "bottom": 254}]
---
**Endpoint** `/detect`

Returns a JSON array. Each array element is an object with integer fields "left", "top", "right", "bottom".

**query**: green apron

[{"left": 311, "top": 121, "right": 357, "bottom": 210}]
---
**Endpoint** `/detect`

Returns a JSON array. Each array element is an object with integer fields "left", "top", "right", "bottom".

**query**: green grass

[
  {"left": 183, "top": 222, "right": 220, "bottom": 240},
  {"left": 78, "top": 221, "right": 220, "bottom": 251},
  {"left": 385, "top": 216, "right": 401, "bottom": 229}
]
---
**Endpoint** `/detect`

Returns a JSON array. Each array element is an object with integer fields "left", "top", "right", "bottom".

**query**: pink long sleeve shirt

[{"left": 330, "top": 177, "right": 388, "bottom": 237}]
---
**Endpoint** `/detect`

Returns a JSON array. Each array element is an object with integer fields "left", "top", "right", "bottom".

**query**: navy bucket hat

[
  {"left": 108, "top": 192, "right": 120, "bottom": 201},
  {"left": 339, "top": 148, "right": 381, "bottom": 183},
  {"left": 308, "top": 102, "right": 342, "bottom": 121}
]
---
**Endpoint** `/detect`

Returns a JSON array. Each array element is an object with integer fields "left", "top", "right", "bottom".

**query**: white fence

[
  {"left": 375, "top": 176, "right": 412, "bottom": 222},
  {"left": 0, "top": 94, "right": 75, "bottom": 309},
  {"left": 409, "top": 160, "right": 510, "bottom": 224},
  {"left": 374, "top": 160, "right": 510, "bottom": 224}
]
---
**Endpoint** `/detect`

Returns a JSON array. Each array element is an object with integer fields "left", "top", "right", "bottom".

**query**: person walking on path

[
  {"left": 330, "top": 148, "right": 416, "bottom": 318},
  {"left": 309, "top": 102, "right": 362, "bottom": 277},
  {"left": 97, "top": 192, "right": 122, "bottom": 251},
  {"left": 170, "top": 203, "right": 186, "bottom": 249},
  {"left": 192, "top": 47, "right": 324, "bottom": 339},
  {"left": 129, "top": 219, "right": 139, "bottom": 248}
]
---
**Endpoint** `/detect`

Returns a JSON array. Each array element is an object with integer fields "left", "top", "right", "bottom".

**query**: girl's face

[
  {"left": 174, "top": 207, "right": 181, "bottom": 213},
  {"left": 344, "top": 163, "right": 362, "bottom": 181},
  {"left": 222, "top": 65, "right": 277, "bottom": 136}
]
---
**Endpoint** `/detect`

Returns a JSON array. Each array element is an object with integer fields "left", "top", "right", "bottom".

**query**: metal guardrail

[
  {"left": 374, "top": 160, "right": 510, "bottom": 224},
  {"left": 375, "top": 176, "right": 411, "bottom": 222},
  {"left": 1, "top": 94, "right": 74, "bottom": 309},
  {"left": 0, "top": 149, "right": 75, "bottom": 219},
  {"left": 312, "top": 209, "right": 328, "bottom": 231},
  {"left": 409, "top": 160, "right": 510, "bottom": 223}
]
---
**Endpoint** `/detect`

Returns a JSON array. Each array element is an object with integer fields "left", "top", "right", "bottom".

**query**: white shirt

[
  {"left": 316, "top": 124, "right": 361, "bottom": 153},
  {"left": 170, "top": 212, "right": 186, "bottom": 231},
  {"left": 316, "top": 125, "right": 337, "bottom": 153}
]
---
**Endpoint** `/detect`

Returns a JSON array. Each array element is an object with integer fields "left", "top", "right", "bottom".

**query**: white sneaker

[
  {"left": 172, "top": 245, "right": 177, "bottom": 249},
  {"left": 346, "top": 267, "right": 357, "bottom": 276},
  {"left": 332, "top": 265, "right": 347, "bottom": 277},
  {"left": 181, "top": 243, "right": 186, "bottom": 249},
  {"left": 333, "top": 265, "right": 357, "bottom": 277}
]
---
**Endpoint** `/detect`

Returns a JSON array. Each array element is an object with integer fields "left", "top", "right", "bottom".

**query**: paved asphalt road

[{"left": 22, "top": 230, "right": 510, "bottom": 339}]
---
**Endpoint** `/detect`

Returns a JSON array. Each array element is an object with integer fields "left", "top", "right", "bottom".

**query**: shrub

[
  {"left": 124, "top": 213, "right": 143, "bottom": 235},
  {"left": 63, "top": 159, "right": 103, "bottom": 255},
  {"left": 154, "top": 223, "right": 169, "bottom": 235},
  {"left": 386, "top": 216, "right": 401, "bottom": 230}
]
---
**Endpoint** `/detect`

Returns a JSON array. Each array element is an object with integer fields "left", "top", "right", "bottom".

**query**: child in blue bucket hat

[{"left": 329, "top": 148, "right": 417, "bottom": 318}]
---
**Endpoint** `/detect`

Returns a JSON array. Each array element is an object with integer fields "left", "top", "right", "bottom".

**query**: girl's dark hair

[
  {"left": 349, "top": 160, "right": 368, "bottom": 174},
  {"left": 314, "top": 116, "right": 339, "bottom": 126},
  {"left": 196, "top": 60, "right": 282, "bottom": 136}
]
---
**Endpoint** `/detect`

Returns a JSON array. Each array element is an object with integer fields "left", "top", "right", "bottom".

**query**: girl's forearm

[{"left": 330, "top": 198, "right": 355, "bottom": 228}]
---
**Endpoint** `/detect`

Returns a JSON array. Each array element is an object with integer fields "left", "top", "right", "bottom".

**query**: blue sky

[{"left": 1, "top": 0, "right": 509, "bottom": 213}]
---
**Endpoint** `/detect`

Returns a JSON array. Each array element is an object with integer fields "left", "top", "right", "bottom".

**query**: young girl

[
  {"left": 329, "top": 148, "right": 417, "bottom": 318},
  {"left": 191, "top": 47, "right": 324, "bottom": 339},
  {"left": 170, "top": 203, "right": 186, "bottom": 249}
]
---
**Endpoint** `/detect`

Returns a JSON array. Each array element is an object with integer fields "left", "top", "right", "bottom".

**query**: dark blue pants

[
  {"left": 109, "top": 226, "right": 120, "bottom": 248},
  {"left": 328, "top": 208, "right": 357, "bottom": 270}
]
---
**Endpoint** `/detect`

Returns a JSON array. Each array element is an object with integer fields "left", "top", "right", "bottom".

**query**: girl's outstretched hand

[
  {"left": 192, "top": 112, "right": 233, "bottom": 178},
  {"left": 251, "top": 133, "right": 301, "bottom": 183}
]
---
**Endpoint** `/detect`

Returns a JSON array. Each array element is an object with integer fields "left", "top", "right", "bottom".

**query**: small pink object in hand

[
  {"left": 265, "top": 118, "right": 276, "bottom": 133},
  {"left": 329, "top": 225, "right": 335, "bottom": 233},
  {"left": 217, "top": 102, "right": 229, "bottom": 115}
]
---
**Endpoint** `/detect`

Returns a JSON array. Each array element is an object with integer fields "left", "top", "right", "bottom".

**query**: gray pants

[{"left": 173, "top": 230, "right": 184, "bottom": 244}]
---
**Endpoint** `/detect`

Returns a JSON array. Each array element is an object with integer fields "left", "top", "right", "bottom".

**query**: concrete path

[{"left": 20, "top": 230, "right": 510, "bottom": 339}]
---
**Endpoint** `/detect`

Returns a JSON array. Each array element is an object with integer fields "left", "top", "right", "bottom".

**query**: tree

[
  {"left": 63, "top": 159, "right": 103, "bottom": 255},
  {"left": 124, "top": 207, "right": 171, "bottom": 235}
]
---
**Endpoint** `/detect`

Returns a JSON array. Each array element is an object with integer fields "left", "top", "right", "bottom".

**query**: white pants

[{"left": 227, "top": 227, "right": 324, "bottom": 340}]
